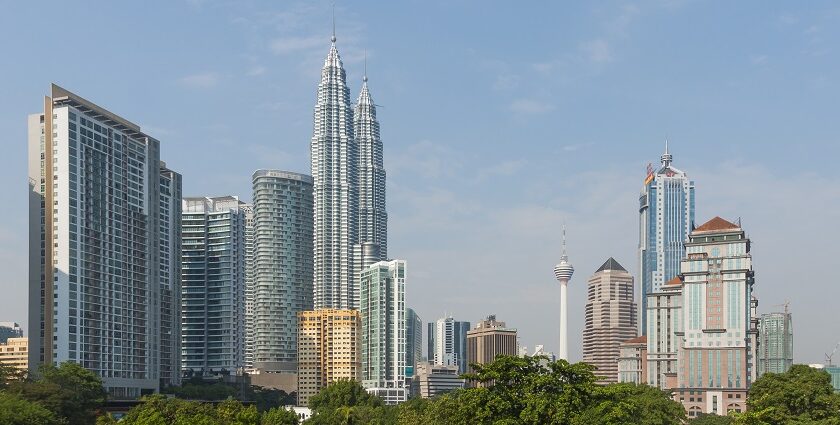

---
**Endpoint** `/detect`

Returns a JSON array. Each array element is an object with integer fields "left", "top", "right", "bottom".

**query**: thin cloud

[
  {"left": 247, "top": 66, "right": 267, "bottom": 76},
  {"left": 270, "top": 35, "right": 324, "bottom": 54},
  {"left": 510, "top": 99, "right": 555, "bottom": 114},
  {"left": 580, "top": 39, "right": 613, "bottom": 63},
  {"left": 179, "top": 72, "right": 220, "bottom": 88}
]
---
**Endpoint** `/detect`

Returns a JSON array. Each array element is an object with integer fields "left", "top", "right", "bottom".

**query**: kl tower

[{"left": 553, "top": 225, "right": 574, "bottom": 361}]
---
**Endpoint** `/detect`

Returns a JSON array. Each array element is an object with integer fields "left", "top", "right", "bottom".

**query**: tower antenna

[{"left": 331, "top": 2, "right": 336, "bottom": 42}]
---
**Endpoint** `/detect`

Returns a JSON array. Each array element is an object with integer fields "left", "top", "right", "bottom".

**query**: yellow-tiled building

[
  {"left": 0, "top": 337, "right": 28, "bottom": 373},
  {"left": 297, "top": 309, "right": 361, "bottom": 406}
]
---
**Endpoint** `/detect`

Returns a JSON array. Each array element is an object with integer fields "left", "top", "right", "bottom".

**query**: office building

[
  {"left": 354, "top": 68, "right": 388, "bottom": 273},
  {"left": 297, "top": 309, "right": 361, "bottom": 406},
  {"left": 360, "top": 260, "right": 407, "bottom": 404},
  {"left": 159, "top": 167, "right": 183, "bottom": 388},
  {"left": 582, "top": 257, "right": 637, "bottom": 383},
  {"left": 181, "top": 196, "right": 247, "bottom": 376},
  {"left": 406, "top": 308, "right": 422, "bottom": 378},
  {"left": 466, "top": 315, "right": 518, "bottom": 383},
  {"left": 311, "top": 33, "right": 360, "bottom": 311},
  {"left": 639, "top": 144, "right": 695, "bottom": 335},
  {"left": 243, "top": 204, "right": 255, "bottom": 372},
  {"left": 553, "top": 227, "right": 574, "bottom": 360},
  {"left": 0, "top": 322, "right": 24, "bottom": 344},
  {"left": 415, "top": 362, "right": 465, "bottom": 398},
  {"left": 28, "top": 84, "right": 181, "bottom": 398},
  {"left": 0, "top": 337, "right": 28, "bottom": 373},
  {"left": 758, "top": 311, "right": 793, "bottom": 376},
  {"left": 646, "top": 277, "right": 683, "bottom": 389},
  {"left": 618, "top": 336, "right": 647, "bottom": 384},
  {"left": 674, "top": 217, "right": 759, "bottom": 418},
  {"left": 251, "top": 170, "right": 314, "bottom": 373},
  {"left": 427, "top": 316, "right": 471, "bottom": 374}
]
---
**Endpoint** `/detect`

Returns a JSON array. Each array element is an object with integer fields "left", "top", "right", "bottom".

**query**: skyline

[{"left": 2, "top": 1, "right": 840, "bottom": 364}]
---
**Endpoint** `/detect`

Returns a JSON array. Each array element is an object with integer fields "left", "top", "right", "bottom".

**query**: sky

[{"left": 1, "top": 0, "right": 839, "bottom": 364}]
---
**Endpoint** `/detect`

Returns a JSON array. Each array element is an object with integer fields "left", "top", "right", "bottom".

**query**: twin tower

[{"left": 311, "top": 33, "right": 388, "bottom": 310}]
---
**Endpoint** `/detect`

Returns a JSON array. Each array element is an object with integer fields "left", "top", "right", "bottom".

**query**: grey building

[
  {"left": 159, "top": 167, "right": 182, "bottom": 388},
  {"left": 180, "top": 196, "right": 247, "bottom": 376},
  {"left": 252, "top": 170, "right": 314, "bottom": 373},
  {"left": 406, "top": 308, "right": 422, "bottom": 378},
  {"left": 0, "top": 322, "right": 24, "bottom": 344},
  {"left": 311, "top": 34, "right": 360, "bottom": 310},
  {"left": 427, "top": 317, "right": 471, "bottom": 375},
  {"left": 758, "top": 311, "right": 793, "bottom": 376},
  {"left": 242, "top": 204, "right": 255, "bottom": 372},
  {"left": 415, "top": 362, "right": 464, "bottom": 399},
  {"left": 28, "top": 84, "right": 181, "bottom": 398}
]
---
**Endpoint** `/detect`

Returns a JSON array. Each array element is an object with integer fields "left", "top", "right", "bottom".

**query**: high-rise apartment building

[
  {"left": 758, "top": 311, "right": 793, "bottom": 376},
  {"left": 618, "top": 336, "right": 647, "bottom": 384},
  {"left": 28, "top": 84, "right": 181, "bottom": 398},
  {"left": 427, "top": 316, "right": 471, "bottom": 375},
  {"left": 251, "top": 170, "right": 314, "bottom": 373},
  {"left": 646, "top": 277, "right": 683, "bottom": 389},
  {"left": 674, "top": 217, "right": 758, "bottom": 418},
  {"left": 0, "top": 322, "right": 24, "bottom": 344},
  {"left": 582, "top": 258, "right": 637, "bottom": 384},
  {"left": 242, "top": 204, "right": 255, "bottom": 372},
  {"left": 466, "top": 315, "right": 517, "bottom": 382},
  {"left": 311, "top": 34, "right": 360, "bottom": 311},
  {"left": 0, "top": 338, "right": 28, "bottom": 373},
  {"left": 639, "top": 144, "right": 695, "bottom": 335},
  {"left": 159, "top": 167, "right": 182, "bottom": 388},
  {"left": 360, "top": 260, "right": 407, "bottom": 404},
  {"left": 297, "top": 309, "right": 361, "bottom": 406},
  {"left": 181, "top": 196, "right": 247, "bottom": 376},
  {"left": 406, "top": 308, "right": 422, "bottom": 378},
  {"left": 354, "top": 70, "right": 388, "bottom": 272}
]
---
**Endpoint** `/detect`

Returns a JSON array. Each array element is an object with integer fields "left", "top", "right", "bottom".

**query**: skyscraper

[
  {"left": 582, "top": 258, "right": 637, "bottom": 383},
  {"left": 354, "top": 69, "right": 388, "bottom": 269},
  {"left": 180, "top": 196, "right": 247, "bottom": 376},
  {"left": 646, "top": 276, "right": 683, "bottom": 389},
  {"left": 252, "top": 170, "right": 314, "bottom": 373},
  {"left": 427, "top": 316, "right": 471, "bottom": 375},
  {"left": 311, "top": 33, "right": 360, "bottom": 310},
  {"left": 297, "top": 309, "right": 361, "bottom": 406},
  {"left": 405, "top": 308, "right": 422, "bottom": 377},
  {"left": 159, "top": 166, "right": 183, "bottom": 388},
  {"left": 674, "top": 217, "right": 758, "bottom": 418},
  {"left": 242, "top": 204, "right": 255, "bottom": 372},
  {"left": 758, "top": 311, "right": 793, "bottom": 376},
  {"left": 553, "top": 227, "right": 574, "bottom": 360},
  {"left": 360, "top": 260, "right": 407, "bottom": 404},
  {"left": 466, "top": 315, "right": 518, "bottom": 381},
  {"left": 639, "top": 144, "right": 695, "bottom": 335},
  {"left": 28, "top": 84, "right": 181, "bottom": 398}
]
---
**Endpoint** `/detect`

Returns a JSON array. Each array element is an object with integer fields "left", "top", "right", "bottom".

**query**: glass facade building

[
  {"left": 28, "top": 84, "right": 181, "bottom": 398},
  {"left": 639, "top": 145, "right": 695, "bottom": 335},
  {"left": 757, "top": 312, "right": 793, "bottom": 376},
  {"left": 180, "top": 196, "right": 246, "bottom": 376},
  {"left": 360, "top": 260, "right": 407, "bottom": 404},
  {"left": 251, "top": 170, "right": 314, "bottom": 373},
  {"left": 427, "top": 316, "right": 471, "bottom": 375}
]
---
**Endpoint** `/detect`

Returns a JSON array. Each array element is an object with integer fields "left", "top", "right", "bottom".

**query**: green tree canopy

[
  {"left": 8, "top": 362, "right": 106, "bottom": 425},
  {"left": 574, "top": 382, "right": 686, "bottom": 425},
  {"left": 743, "top": 364, "right": 840, "bottom": 424},
  {"left": 0, "top": 391, "right": 65, "bottom": 425}
]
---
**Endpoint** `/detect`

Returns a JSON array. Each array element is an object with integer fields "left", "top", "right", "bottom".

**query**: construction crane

[
  {"left": 770, "top": 301, "right": 790, "bottom": 314},
  {"left": 826, "top": 341, "right": 840, "bottom": 367}
]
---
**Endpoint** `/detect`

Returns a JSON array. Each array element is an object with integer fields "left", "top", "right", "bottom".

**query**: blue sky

[{"left": 1, "top": 1, "right": 839, "bottom": 363}]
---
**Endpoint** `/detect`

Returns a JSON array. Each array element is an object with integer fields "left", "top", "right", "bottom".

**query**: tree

[
  {"left": 259, "top": 407, "right": 298, "bottom": 425},
  {"left": 574, "top": 383, "right": 686, "bottom": 425},
  {"left": 0, "top": 391, "right": 65, "bottom": 425},
  {"left": 9, "top": 362, "right": 106, "bottom": 425},
  {"left": 689, "top": 413, "right": 734, "bottom": 424},
  {"left": 746, "top": 365, "right": 840, "bottom": 424},
  {"left": 305, "top": 380, "right": 396, "bottom": 424}
]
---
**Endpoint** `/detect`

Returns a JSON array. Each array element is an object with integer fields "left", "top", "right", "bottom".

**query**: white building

[
  {"left": 360, "top": 260, "right": 407, "bottom": 404},
  {"left": 28, "top": 84, "right": 181, "bottom": 398},
  {"left": 646, "top": 277, "right": 683, "bottom": 389},
  {"left": 180, "top": 196, "right": 247, "bottom": 376},
  {"left": 415, "top": 362, "right": 464, "bottom": 398},
  {"left": 428, "top": 316, "right": 470, "bottom": 374},
  {"left": 251, "top": 170, "right": 313, "bottom": 373}
]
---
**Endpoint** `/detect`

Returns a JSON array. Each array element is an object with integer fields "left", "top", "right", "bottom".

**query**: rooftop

[
  {"left": 694, "top": 216, "right": 740, "bottom": 232},
  {"left": 623, "top": 336, "right": 647, "bottom": 344},
  {"left": 596, "top": 257, "right": 627, "bottom": 273}
]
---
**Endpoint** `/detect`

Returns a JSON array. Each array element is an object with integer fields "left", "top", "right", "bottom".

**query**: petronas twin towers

[{"left": 311, "top": 34, "right": 387, "bottom": 310}]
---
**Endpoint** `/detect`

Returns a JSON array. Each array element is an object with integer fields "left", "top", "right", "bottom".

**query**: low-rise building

[
  {"left": 415, "top": 362, "right": 465, "bottom": 398},
  {"left": 0, "top": 337, "right": 28, "bottom": 373}
]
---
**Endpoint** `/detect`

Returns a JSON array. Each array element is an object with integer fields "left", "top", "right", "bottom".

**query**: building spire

[
  {"left": 661, "top": 139, "right": 673, "bottom": 168},
  {"left": 561, "top": 222, "right": 568, "bottom": 259},
  {"left": 363, "top": 49, "right": 368, "bottom": 82},
  {"left": 331, "top": 2, "right": 336, "bottom": 43}
]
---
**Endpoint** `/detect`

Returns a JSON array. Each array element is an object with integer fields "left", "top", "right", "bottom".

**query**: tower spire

[
  {"left": 661, "top": 139, "right": 673, "bottom": 167},
  {"left": 561, "top": 222, "right": 567, "bottom": 259},
  {"left": 363, "top": 49, "right": 368, "bottom": 82},
  {"left": 331, "top": 2, "right": 336, "bottom": 43}
]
